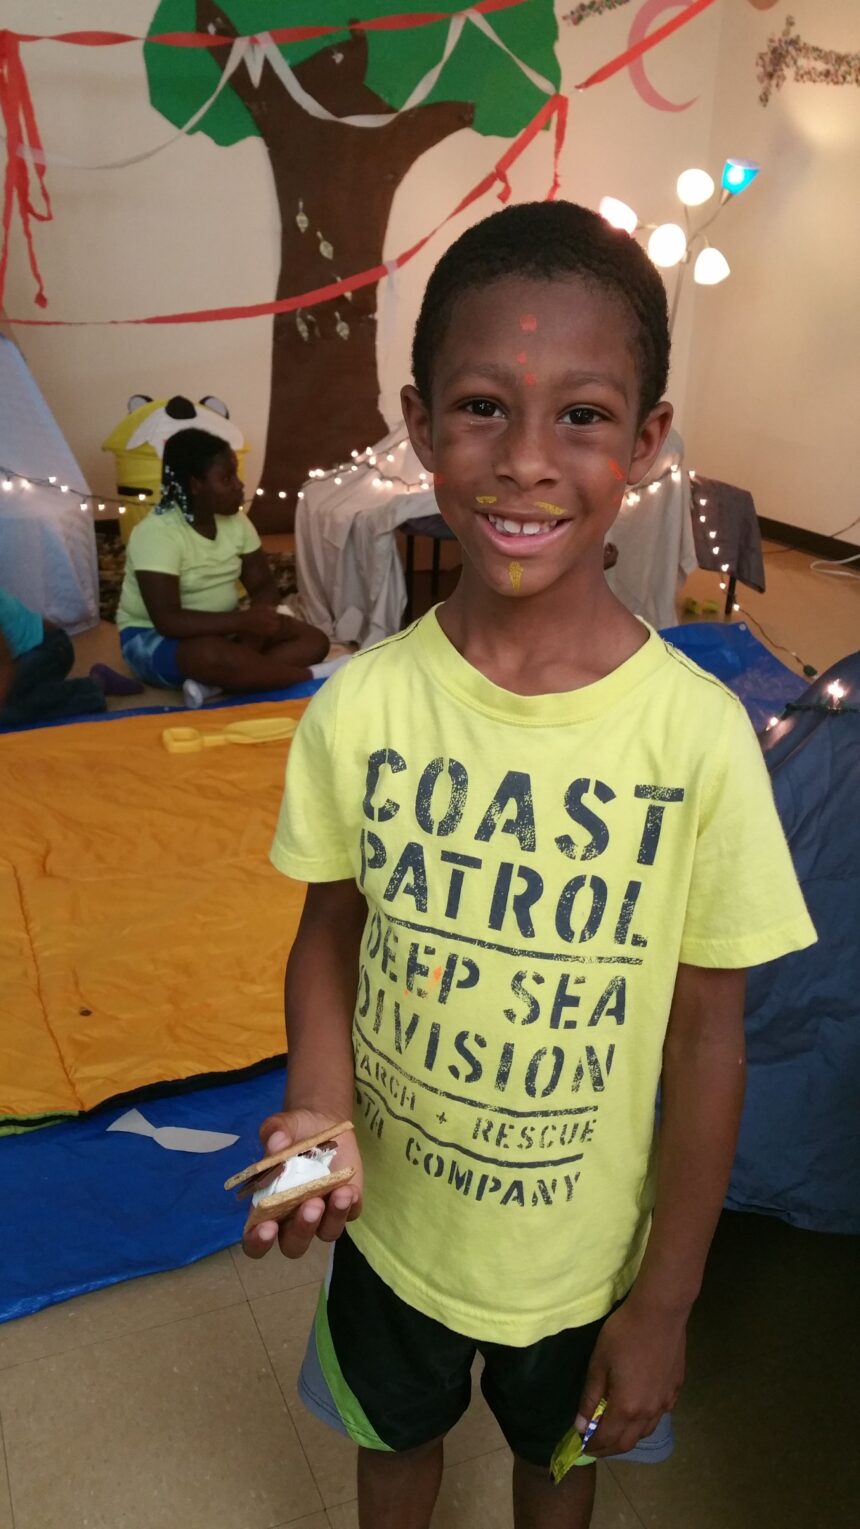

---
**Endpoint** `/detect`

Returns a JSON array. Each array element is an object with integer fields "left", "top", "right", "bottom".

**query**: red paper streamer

[
  {"left": 0, "top": 29, "right": 52, "bottom": 308},
  {"left": 2, "top": 0, "right": 716, "bottom": 323},
  {"left": 8, "top": 94, "right": 567, "bottom": 328},
  {"left": 575, "top": 0, "right": 717, "bottom": 89},
  {"left": 10, "top": 0, "right": 527, "bottom": 50}
]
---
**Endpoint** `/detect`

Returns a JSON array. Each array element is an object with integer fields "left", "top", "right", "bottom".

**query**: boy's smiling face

[{"left": 402, "top": 276, "right": 672, "bottom": 603}]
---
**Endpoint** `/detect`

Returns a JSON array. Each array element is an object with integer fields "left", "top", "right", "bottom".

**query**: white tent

[{"left": 0, "top": 334, "right": 99, "bottom": 633}]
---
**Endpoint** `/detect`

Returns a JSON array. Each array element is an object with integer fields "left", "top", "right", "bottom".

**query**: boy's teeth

[{"left": 488, "top": 514, "right": 558, "bottom": 536}]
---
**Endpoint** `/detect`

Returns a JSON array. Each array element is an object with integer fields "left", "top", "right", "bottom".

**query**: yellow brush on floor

[{"left": 162, "top": 716, "right": 298, "bottom": 753}]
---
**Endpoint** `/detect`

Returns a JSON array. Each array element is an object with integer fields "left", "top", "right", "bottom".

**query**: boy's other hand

[
  {"left": 575, "top": 1298, "right": 687, "bottom": 1458},
  {"left": 242, "top": 1107, "right": 363, "bottom": 1262}
]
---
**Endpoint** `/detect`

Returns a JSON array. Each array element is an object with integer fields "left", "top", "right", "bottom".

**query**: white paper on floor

[{"left": 106, "top": 1107, "right": 239, "bottom": 1154}]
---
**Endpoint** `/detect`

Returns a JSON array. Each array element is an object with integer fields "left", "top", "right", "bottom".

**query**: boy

[{"left": 248, "top": 202, "right": 815, "bottom": 1529}]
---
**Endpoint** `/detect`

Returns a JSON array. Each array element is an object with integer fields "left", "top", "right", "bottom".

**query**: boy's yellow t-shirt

[
  {"left": 116, "top": 506, "right": 261, "bottom": 631},
  {"left": 271, "top": 612, "right": 815, "bottom": 1344}
]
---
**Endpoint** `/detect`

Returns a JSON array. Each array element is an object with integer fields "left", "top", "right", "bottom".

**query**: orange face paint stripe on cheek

[
  {"left": 608, "top": 459, "right": 626, "bottom": 482},
  {"left": 520, "top": 314, "right": 537, "bottom": 332},
  {"left": 508, "top": 560, "right": 523, "bottom": 594},
  {"left": 433, "top": 472, "right": 445, "bottom": 487}
]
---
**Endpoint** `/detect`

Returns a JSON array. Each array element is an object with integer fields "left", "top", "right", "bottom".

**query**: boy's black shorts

[{"left": 297, "top": 1231, "right": 673, "bottom": 1468}]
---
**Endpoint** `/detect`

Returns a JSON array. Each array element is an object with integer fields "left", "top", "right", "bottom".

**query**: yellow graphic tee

[{"left": 271, "top": 613, "right": 815, "bottom": 1344}]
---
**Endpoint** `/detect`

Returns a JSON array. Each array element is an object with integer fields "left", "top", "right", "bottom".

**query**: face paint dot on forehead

[
  {"left": 516, "top": 350, "right": 528, "bottom": 365},
  {"left": 608, "top": 459, "right": 626, "bottom": 482},
  {"left": 508, "top": 560, "right": 523, "bottom": 594},
  {"left": 519, "top": 314, "right": 538, "bottom": 332},
  {"left": 524, "top": 373, "right": 538, "bottom": 387}
]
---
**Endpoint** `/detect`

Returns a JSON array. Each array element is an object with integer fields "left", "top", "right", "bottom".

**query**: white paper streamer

[
  {"left": 14, "top": 37, "right": 250, "bottom": 171},
  {"left": 107, "top": 1107, "right": 239, "bottom": 1155}
]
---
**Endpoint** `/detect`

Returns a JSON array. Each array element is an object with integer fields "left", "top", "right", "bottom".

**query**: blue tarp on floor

[{"left": 0, "top": 1068, "right": 287, "bottom": 1323}]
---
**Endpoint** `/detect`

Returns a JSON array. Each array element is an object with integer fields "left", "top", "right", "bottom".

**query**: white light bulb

[
  {"left": 351, "top": 449, "right": 359, "bottom": 459},
  {"left": 699, "top": 515, "right": 706, "bottom": 523},
  {"left": 418, "top": 471, "right": 427, "bottom": 482},
  {"left": 118, "top": 506, "right": 126, "bottom": 514},
  {"left": 334, "top": 476, "right": 342, "bottom": 485},
  {"left": 676, "top": 168, "right": 715, "bottom": 207},
  {"left": 699, "top": 498, "right": 708, "bottom": 507},
  {"left": 648, "top": 223, "right": 687, "bottom": 268},
  {"left": 350, "top": 465, "right": 358, "bottom": 472},
  {"left": 80, "top": 501, "right": 87, "bottom": 510},
  {"left": 297, "top": 491, "right": 305, "bottom": 500},
  {"left": 827, "top": 680, "right": 846, "bottom": 701},
  {"left": 719, "top": 582, "right": 726, "bottom": 591},
  {"left": 1, "top": 478, "right": 11, "bottom": 491},
  {"left": 721, "top": 563, "right": 729, "bottom": 572},
  {"left": 713, "top": 545, "right": 720, "bottom": 554},
  {"left": 733, "top": 603, "right": 740, "bottom": 612},
  {"left": 255, "top": 487, "right": 264, "bottom": 496},
  {"left": 694, "top": 247, "right": 730, "bottom": 286},
  {"left": 61, "top": 484, "right": 69, "bottom": 493},
  {"left": 138, "top": 492, "right": 145, "bottom": 501},
  {"left": 48, "top": 475, "right": 57, "bottom": 484},
  {"left": 399, "top": 441, "right": 407, "bottom": 449},
  {"left": 598, "top": 196, "right": 638, "bottom": 235},
  {"left": 98, "top": 503, "right": 105, "bottom": 511},
  {"left": 368, "top": 455, "right": 377, "bottom": 466},
  {"left": 768, "top": 717, "right": 779, "bottom": 729},
  {"left": 387, "top": 453, "right": 395, "bottom": 463},
  {"left": 21, "top": 478, "right": 31, "bottom": 489},
  {"left": 709, "top": 530, "right": 717, "bottom": 539},
  {"left": 278, "top": 490, "right": 286, "bottom": 499},
  {"left": 648, "top": 482, "right": 660, "bottom": 494}
]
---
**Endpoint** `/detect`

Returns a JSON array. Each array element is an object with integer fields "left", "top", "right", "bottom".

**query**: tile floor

[
  {"left": 0, "top": 1213, "right": 856, "bottom": 1528},
  {"left": 3, "top": 532, "right": 856, "bottom": 1527}
]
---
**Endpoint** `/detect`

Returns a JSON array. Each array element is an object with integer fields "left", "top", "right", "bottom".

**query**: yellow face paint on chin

[{"left": 508, "top": 560, "right": 523, "bottom": 594}]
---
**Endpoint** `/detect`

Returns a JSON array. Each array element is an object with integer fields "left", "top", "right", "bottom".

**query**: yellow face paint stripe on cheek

[
  {"left": 476, "top": 495, "right": 498, "bottom": 505},
  {"left": 508, "top": 560, "right": 523, "bottom": 593},
  {"left": 533, "top": 500, "right": 565, "bottom": 516}
]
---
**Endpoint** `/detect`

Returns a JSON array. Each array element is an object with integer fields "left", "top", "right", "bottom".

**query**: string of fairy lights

[{"left": 1, "top": 448, "right": 852, "bottom": 709}]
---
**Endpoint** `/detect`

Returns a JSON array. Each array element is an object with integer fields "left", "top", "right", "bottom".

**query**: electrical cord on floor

[{"left": 735, "top": 606, "right": 818, "bottom": 677}]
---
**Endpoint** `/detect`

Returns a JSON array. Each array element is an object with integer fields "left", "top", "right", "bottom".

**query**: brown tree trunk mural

[{"left": 197, "top": 1, "right": 473, "bottom": 531}]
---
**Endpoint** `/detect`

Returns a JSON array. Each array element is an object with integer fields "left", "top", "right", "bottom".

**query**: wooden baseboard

[{"left": 759, "top": 516, "right": 860, "bottom": 563}]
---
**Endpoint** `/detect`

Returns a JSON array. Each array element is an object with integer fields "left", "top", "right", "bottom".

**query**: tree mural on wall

[{"left": 145, "top": 2, "right": 560, "bottom": 528}]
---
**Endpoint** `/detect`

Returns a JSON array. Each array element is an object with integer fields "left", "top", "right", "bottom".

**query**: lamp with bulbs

[{"left": 599, "top": 156, "right": 760, "bottom": 333}]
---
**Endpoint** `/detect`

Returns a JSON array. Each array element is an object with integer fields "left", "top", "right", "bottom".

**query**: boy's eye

[
  {"left": 463, "top": 399, "right": 504, "bottom": 419},
  {"left": 562, "top": 406, "right": 606, "bottom": 427}
]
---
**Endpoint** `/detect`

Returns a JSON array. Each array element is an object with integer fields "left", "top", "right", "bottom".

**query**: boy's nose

[{"left": 494, "top": 417, "right": 560, "bottom": 491}]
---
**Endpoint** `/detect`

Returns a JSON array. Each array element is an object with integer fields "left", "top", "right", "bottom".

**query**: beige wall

[
  {"left": 684, "top": 0, "right": 860, "bottom": 543},
  {"left": 4, "top": 2, "right": 855, "bottom": 545}
]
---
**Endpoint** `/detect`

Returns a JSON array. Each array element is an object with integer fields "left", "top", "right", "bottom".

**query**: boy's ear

[
  {"left": 627, "top": 402, "right": 674, "bottom": 486},
  {"left": 401, "top": 385, "right": 435, "bottom": 472}
]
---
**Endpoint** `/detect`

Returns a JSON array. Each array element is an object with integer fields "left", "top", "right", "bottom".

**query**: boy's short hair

[{"left": 412, "top": 200, "right": 670, "bottom": 420}]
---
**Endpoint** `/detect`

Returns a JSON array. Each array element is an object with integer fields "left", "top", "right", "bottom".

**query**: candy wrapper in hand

[{"left": 550, "top": 1399, "right": 607, "bottom": 1484}]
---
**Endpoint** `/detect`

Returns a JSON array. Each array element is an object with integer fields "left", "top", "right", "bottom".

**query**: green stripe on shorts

[{"left": 313, "top": 1283, "right": 393, "bottom": 1451}]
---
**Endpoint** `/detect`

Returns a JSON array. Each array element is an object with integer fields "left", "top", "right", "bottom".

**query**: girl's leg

[
  {"left": 176, "top": 625, "right": 328, "bottom": 693},
  {"left": 357, "top": 1439, "right": 444, "bottom": 1529}
]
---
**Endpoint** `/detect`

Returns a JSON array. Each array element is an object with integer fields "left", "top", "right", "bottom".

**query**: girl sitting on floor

[{"left": 117, "top": 429, "right": 336, "bottom": 707}]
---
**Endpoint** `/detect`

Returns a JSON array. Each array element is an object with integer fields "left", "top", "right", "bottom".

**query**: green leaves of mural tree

[{"left": 144, "top": 1, "right": 560, "bottom": 525}]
